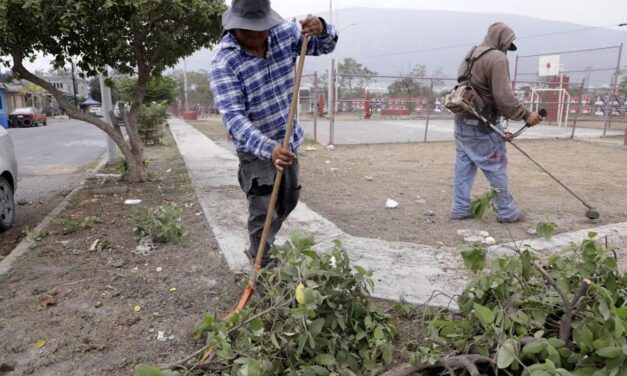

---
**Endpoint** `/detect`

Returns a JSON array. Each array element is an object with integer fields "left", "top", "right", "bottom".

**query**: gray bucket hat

[{"left": 222, "top": 0, "right": 284, "bottom": 31}]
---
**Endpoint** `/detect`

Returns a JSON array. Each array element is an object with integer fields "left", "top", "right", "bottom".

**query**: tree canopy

[
  {"left": 337, "top": 58, "right": 377, "bottom": 100},
  {"left": 0, "top": 0, "right": 226, "bottom": 181}
]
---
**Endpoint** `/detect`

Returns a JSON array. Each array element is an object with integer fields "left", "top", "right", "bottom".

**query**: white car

[{"left": 0, "top": 126, "right": 17, "bottom": 231}]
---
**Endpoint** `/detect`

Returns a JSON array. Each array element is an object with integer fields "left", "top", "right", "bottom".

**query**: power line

[{"left": 357, "top": 23, "right": 623, "bottom": 60}]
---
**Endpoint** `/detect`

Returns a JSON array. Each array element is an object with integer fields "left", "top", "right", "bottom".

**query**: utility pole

[
  {"left": 70, "top": 59, "right": 78, "bottom": 108},
  {"left": 183, "top": 58, "right": 189, "bottom": 112},
  {"left": 99, "top": 71, "right": 118, "bottom": 164},
  {"left": 328, "top": 0, "right": 334, "bottom": 142}
]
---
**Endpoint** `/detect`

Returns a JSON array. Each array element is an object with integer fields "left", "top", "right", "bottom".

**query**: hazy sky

[
  {"left": 14, "top": 0, "right": 627, "bottom": 73},
  {"left": 273, "top": 0, "right": 627, "bottom": 29}
]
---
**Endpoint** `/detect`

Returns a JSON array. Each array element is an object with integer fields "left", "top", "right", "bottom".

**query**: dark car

[{"left": 9, "top": 107, "right": 47, "bottom": 128}]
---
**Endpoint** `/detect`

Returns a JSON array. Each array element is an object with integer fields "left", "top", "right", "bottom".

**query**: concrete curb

[{"left": 0, "top": 155, "right": 108, "bottom": 276}]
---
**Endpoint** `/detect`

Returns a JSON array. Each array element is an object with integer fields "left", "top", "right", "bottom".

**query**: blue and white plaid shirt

[{"left": 210, "top": 21, "right": 338, "bottom": 159}]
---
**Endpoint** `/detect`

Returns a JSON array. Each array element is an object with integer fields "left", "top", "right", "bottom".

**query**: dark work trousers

[{"left": 237, "top": 152, "right": 300, "bottom": 266}]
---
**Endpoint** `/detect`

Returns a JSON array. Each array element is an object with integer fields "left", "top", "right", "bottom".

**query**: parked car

[
  {"left": 88, "top": 106, "right": 104, "bottom": 118},
  {"left": 8, "top": 107, "right": 47, "bottom": 128},
  {"left": 0, "top": 126, "right": 17, "bottom": 231}
]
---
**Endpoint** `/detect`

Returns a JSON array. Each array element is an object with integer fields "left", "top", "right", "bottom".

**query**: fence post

[
  {"left": 570, "top": 79, "right": 585, "bottom": 139},
  {"left": 423, "top": 79, "right": 434, "bottom": 142},
  {"left": 329, "top": 59, "right": 336, "bottom": 145},
  {"left": 603, "top": 42, "right": 623, "bottom": 137},
  {"left": 313, "top": 71, "right": 318, "bottom": 142}
]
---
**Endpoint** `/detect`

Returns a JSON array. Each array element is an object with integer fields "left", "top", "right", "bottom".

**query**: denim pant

[
  {"left": 237, "top": 153, "right": 300, "bottom": 266},
  {"left": 450, "top": 118, "right": 518, "bottom": 220}
]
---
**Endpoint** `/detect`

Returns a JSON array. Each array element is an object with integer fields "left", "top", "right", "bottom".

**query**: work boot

[
  {"left": 450, "top": 213, "right": 475, "bottom": 220},
  {"left": 497, "top": 211, "right": 526, "bottom": 223}
]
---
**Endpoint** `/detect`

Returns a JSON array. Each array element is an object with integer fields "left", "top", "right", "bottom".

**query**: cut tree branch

[{"left": 380, "top": 354, "right": 493, "bottom": 376}]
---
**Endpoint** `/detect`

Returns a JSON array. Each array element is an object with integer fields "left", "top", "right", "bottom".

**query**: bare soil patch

[
  {"left": 187, "top": 118, "right": 627, "bottom": 249},
  {"left": 1, "top": 199, "right": 61, "bottom": 257},
  {"left": 0, "top": 128, "right": 238, "bottom": 375},
  {"left": 297, "top": 138, "right": 627, "bottom": 247}
]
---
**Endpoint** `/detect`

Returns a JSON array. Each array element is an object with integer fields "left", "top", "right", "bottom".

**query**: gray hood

[{"left": 481, "top": 22, "right": 516, "bottom": 52}]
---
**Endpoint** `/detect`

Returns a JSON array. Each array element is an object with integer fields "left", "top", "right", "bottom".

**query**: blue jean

[{"left": 450, "top": 118, "right": 518, "bottom": 220}]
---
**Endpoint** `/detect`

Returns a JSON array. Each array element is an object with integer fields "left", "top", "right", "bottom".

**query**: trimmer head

[{"left": 585, "top": 209, "right": 600, "bottom": 220}]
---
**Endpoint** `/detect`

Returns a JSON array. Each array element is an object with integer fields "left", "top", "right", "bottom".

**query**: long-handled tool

[{"left": 465, "top": 106, "right": 600, "bottom": 220}]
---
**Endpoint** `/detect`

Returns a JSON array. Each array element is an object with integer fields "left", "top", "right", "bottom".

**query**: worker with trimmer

[
  {"left": 449, "top": 22, "right": 544, "bottom": 223},
  {"left": 210, "top": 0, "right": 338, "bottom": 267}
]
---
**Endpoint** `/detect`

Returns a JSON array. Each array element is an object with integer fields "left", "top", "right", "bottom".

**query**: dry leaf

[
  {"left": 34, "top": 339, "right": 47, "bottom": 349},
  {"left": 40, "top": 296, "right": 57, "bottom": 307},
  {"left": 89, "top": 239, "right": 100, "bottom": 251},
  {"left": 133, "top": 305, "right": 141, "bottom": 312}
]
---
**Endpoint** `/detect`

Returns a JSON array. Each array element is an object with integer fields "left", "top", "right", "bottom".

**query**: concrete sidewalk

[
  {"left": 169, "top": 118, "right": 467, "bottom": 306},
  {"left": 168, "top": 118, "right": 627, "bottom": 306}
]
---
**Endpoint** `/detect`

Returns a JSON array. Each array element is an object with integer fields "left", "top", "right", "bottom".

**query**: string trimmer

[{"left": 464, "top": 106, "right": 600, "bottom": 220}]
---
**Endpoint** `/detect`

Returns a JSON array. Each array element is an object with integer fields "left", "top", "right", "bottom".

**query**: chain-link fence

[
  {"left": 512, "top": 45, "right": 625, "bottom": 136},
  {"left": 204, "top": 44, "right": 625, "bottom": 146}
]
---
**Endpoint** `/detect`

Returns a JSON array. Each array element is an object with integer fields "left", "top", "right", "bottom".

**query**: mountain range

[{"left": 178, "top": 8, "right": 627, "bottom": 87}]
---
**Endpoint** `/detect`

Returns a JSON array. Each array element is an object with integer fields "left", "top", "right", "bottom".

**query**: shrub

[
  {"left": 138, "top": 102, "right": 168, "bottom": 146},
  {"left": 131, "top": 202, "right": 186, "bottom": 244}
]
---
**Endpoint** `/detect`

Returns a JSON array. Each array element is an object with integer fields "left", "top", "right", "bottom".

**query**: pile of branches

[
  {"left": 139, "top": 235, "right": 397, "bottom": 375},
  {"left": 384, "top": 230, "right": 626, "bottom": 376}
]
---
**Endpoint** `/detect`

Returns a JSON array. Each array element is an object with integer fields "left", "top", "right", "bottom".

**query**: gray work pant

[{"left": 237, "top": 153, "right": 300, "bottom": 265}]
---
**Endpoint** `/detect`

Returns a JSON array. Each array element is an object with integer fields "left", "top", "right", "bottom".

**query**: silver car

[{"left": 0, "top": 126, "right": 17, "bottom": 231}]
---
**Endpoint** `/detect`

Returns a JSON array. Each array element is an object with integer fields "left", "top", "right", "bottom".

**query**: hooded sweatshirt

[{"left": 456, "top": 22, "right": 530, "bottom": 122}]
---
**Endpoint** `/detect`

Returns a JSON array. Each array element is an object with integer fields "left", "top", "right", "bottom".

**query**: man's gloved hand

[
  {"left": 525, "top": 111, "right": 544, "bottom": 126},
  {"left": 271, "top": 144, "right": 296, "bottom": 172}
]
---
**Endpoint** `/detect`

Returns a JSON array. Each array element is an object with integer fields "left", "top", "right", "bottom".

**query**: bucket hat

[{"left": 222, "top": 0, "right": 284, "bottom": 31}]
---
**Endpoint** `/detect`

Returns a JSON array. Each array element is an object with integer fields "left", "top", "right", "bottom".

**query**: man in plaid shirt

[{"left": 210, "top": 0, "right": 338, "bottom": 267}]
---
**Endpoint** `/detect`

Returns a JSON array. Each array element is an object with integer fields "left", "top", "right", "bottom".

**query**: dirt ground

[
  {"left": 0, "top": 128, "right": 239, "bottom": 375},
  {"left": 189, "top": 117, "right": 627, "bottom": 248},
  {"left": 0, "top": 199, "right": 61, "bottom": 257},
  {"left": 297, "top": 138, "right": 627, "bottom": 247}
]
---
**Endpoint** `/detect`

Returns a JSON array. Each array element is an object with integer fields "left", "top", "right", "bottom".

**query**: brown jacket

[{"left": 457, "top": 22, "right": 530, "bottom": 121}]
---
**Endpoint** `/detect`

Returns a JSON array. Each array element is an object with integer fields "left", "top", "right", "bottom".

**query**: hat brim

[
  {"left": 222, "top": 8, "right": 284, "bottom": 31},
  {"left": 508, "top": 42, "right": 517, "bottom": 51}
]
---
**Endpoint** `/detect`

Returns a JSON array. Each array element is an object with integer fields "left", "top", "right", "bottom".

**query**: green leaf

[
  {"left": 536, "top": 221, "right": 558, "bottom": 240},
  {"left": 614, "top": 317, "right": 625, "bottom": 339},
  {"left": 617, "top": 307, "right": 627, "bottom": 319},
  {"left": 314, "top": 353, "right": 336, "bottom": 366},
  {"left": 548, "top": 338, "right": 566, "bottom": 349},
  {"left": 382, "top": 344, "right": 394, "bottom": 363},
  {"left": 573, "top": 326, "right": 594, "bottom": 353},
  {"left": 249, "top": 319, "right": 264, "bottom": 336},
  {"left": 523, "top": 341, "right": 546, "bottom": 355},
  {"left": 497, "top": 339, "right": 518, "bottom": 368},
  {"left": 309, "top": 318, "right": 325, "bottom": 335},
  {"left": 134, "top": 364, "right": 167, "bottom": 376},
  {"left": 596, "top": 346, "right": 622, "bottom": 358},
  {"left": 473, "top": 303, "right": 495, "bottom": 326},
  {"left": 460, "top": 244, "right": 487, "bottom": 273},
  {"left": 373, "top": 325, "right": 385, "bottom": 340},
  {"left": 270, "top": 332, "right": 281, "bottom": 350}
]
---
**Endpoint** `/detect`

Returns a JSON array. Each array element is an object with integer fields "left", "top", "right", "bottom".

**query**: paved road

[{"left": 7, "top": 118, "right": 107, "bottom": 203}]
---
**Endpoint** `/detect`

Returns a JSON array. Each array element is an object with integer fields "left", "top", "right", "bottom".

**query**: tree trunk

[{"left": 11, "top": 51, "right": 147, "bottom": 182}]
